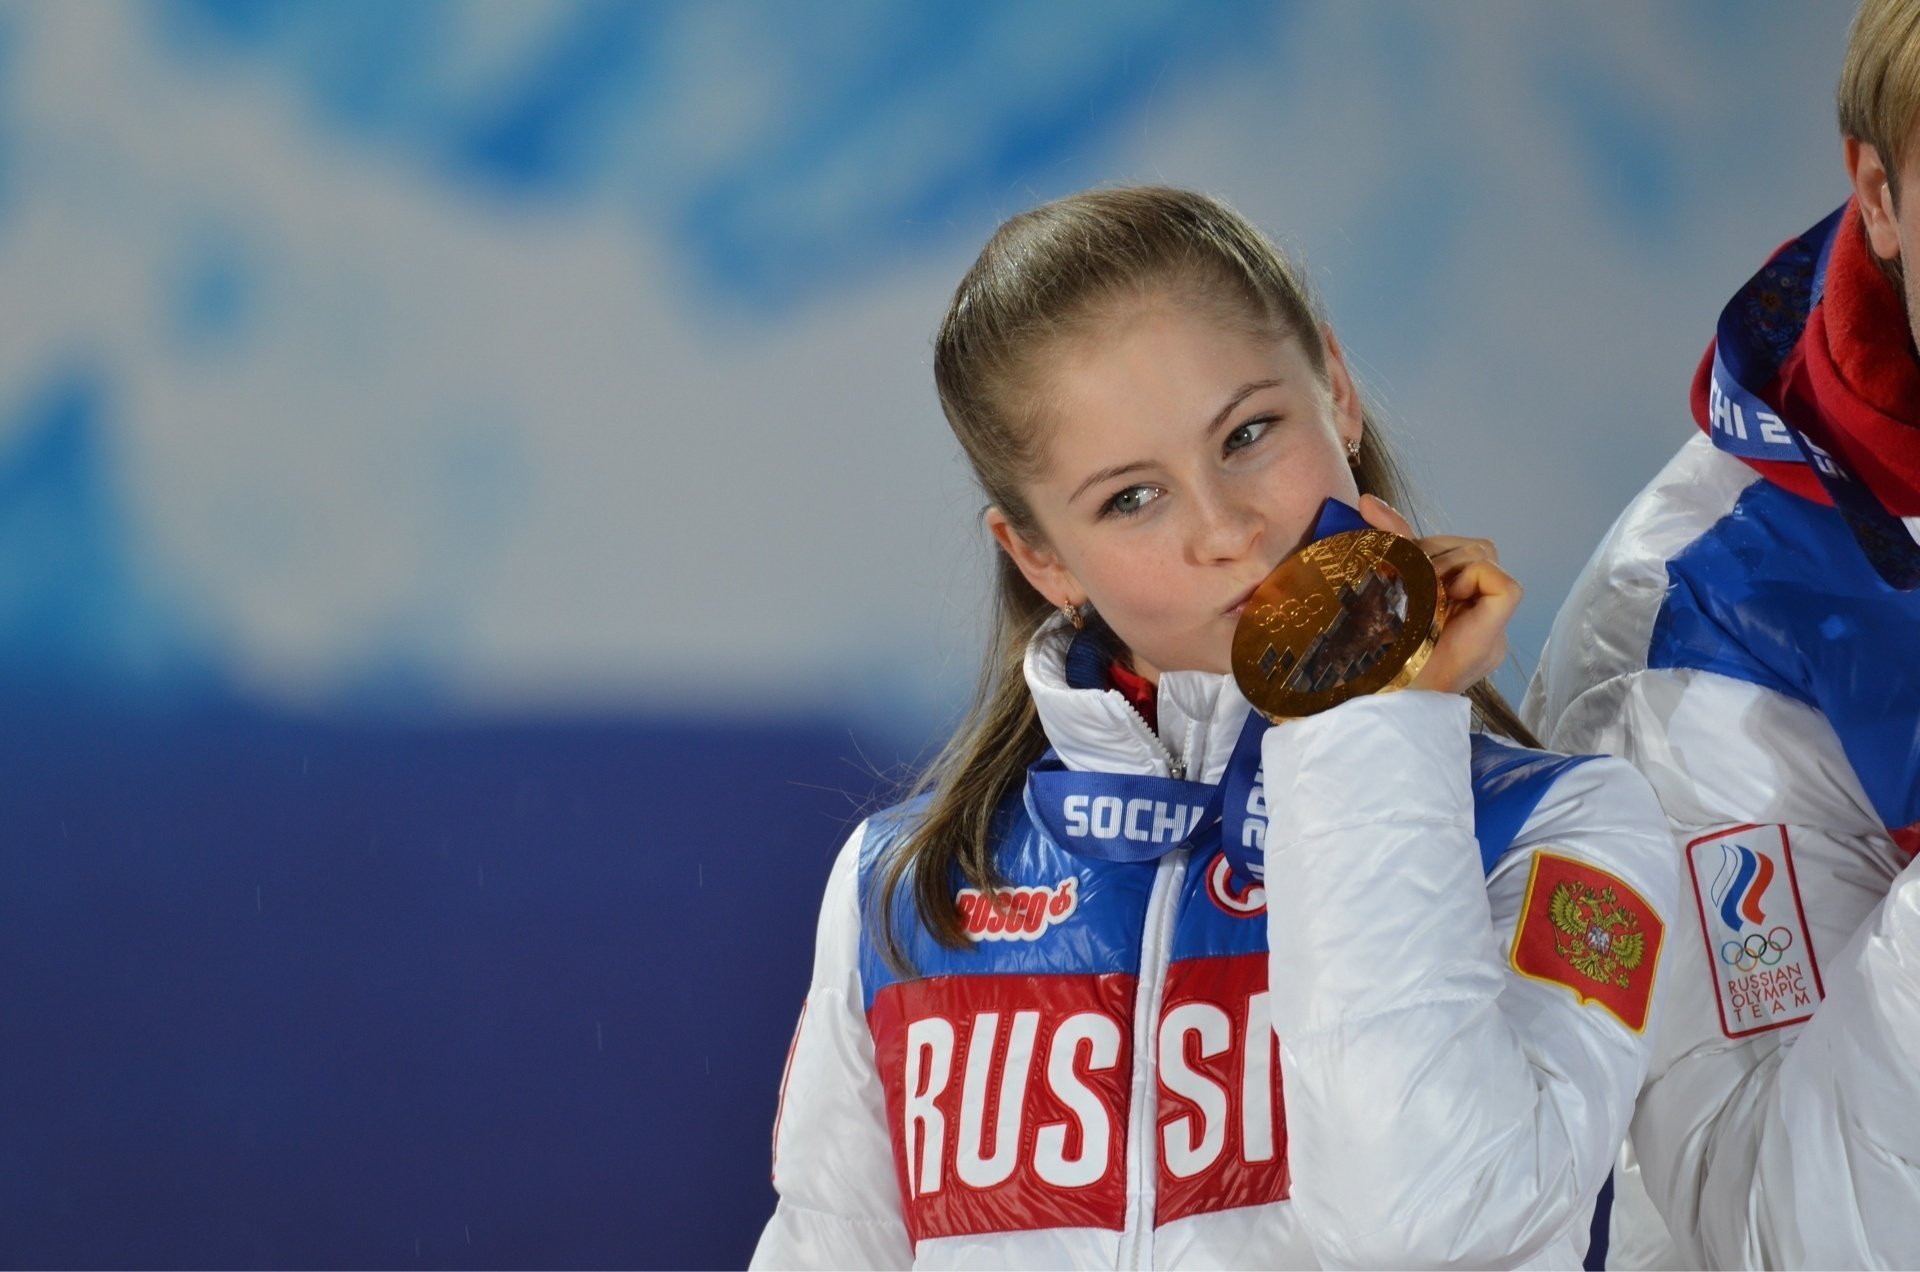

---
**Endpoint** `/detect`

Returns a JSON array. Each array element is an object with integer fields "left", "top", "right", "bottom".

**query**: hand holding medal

[{"left": 1231, "top": 494, "right": 1519, "bottom": 721}]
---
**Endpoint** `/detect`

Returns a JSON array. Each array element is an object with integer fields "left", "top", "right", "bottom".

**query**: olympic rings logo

[{"left": 1719, "top": 927, "right": 1794, "bottom": 972}]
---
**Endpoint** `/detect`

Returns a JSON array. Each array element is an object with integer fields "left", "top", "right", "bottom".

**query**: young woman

[{"left": 753, "top": 187, "right": 1677, "bottom": 1269}]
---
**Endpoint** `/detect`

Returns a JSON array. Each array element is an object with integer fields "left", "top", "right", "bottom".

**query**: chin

[{"left": 1181, "top": 644, "right": 1234, "bottom": 679}]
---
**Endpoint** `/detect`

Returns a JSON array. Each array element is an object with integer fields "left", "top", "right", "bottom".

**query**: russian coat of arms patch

[{"left": 1510, "top": 852, "right": 1664, "bottom": 1032}]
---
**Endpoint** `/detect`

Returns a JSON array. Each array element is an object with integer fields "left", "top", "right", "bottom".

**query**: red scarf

[
  {"left": 1109, "top": 657, "right": 1157, "bottom": 733},
  {"left": 1692, "top": 199, "right": 1920, "bottom": 512}
]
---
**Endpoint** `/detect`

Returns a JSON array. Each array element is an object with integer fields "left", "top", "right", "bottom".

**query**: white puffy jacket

[
  {"left": 757, "top": 619, "right": 1676, "bottom": 1269},
  {"left": 1527, "top": 434, "right": 1920, "bottom": 1268}
]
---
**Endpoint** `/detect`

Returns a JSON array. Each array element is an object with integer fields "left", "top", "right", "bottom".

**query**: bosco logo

[{"left": 955, "top": 878, "right": 1078, "bottom": 942}]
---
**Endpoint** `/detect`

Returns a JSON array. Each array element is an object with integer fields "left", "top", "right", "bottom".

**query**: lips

[{"left": 1224, "top": 577, "right": 1266, "bottom": 616}]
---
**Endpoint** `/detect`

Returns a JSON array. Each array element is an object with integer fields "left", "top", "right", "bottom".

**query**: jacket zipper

[
  {"left": 1117, "top": 694, "right": 1186, "bottom": 781},
  {"left": 1117, "top": 846, "right": 1187, "bottom": 1269},
  {"left": 1113, "top": 688, "right": 1200, "bottom": 1266}
]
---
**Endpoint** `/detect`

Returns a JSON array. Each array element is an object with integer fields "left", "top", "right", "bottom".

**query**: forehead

[{"left": 1031, "top": 303, "right": 1309, "bottom": 471}]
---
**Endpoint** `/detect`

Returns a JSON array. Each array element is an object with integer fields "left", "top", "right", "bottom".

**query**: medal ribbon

[
  {"left": 1704, "top": 203, "right": 1920, "bottom": 589},
  {"left": 1024, "top": 498, "right": 1372, "bottom": 884},
  {"left": 1023, "top": 707, "right": 1269, "bottom": 880}
]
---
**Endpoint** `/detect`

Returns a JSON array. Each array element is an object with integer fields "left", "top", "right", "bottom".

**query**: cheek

[
  {"left": 1260, "top": 446, "right": 1359, "bottom": 541},
  {"left": 1075, "top": 545, "right": 1208, "bottom": 644},
  {"left": 1324, "top": 455, "right": 1363, "bottom": 505},
  {"left": 1905, "top": 222, "right": 1920, "bottom": 329},
  {"left": 1088, "top": 552, "right": 1189, "bottom": 616}
]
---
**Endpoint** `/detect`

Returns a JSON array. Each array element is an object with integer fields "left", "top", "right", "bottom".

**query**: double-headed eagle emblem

[{"left": 1548, "top": 881, "right": 1647, "bottom": 989}]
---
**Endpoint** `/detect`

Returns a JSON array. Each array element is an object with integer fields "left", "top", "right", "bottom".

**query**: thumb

[{"left": 1357, "top": 493, "right": 1416, "bottom": 540}]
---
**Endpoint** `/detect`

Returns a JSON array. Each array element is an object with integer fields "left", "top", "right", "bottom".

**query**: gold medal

[{"left": 1230, "top": 528, "right": 1446, "bottom": 721}]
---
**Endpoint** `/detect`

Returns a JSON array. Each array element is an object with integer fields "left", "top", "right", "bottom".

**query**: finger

[
  {"left": 1417, "top": 622, "right": 1510, "bottom": 695},
  {"left": 1357, "top": 493, "right": 1416, "bottom": 539},
  {"left": 1435, "top": 629, "right": 1511, "bottom": 691},
  {"left": 1423, "top": 537, "right": 1500, "bottom": 569},
  {"left": 1445, "top": 558, "right": 1523, "bottom": 604},
  {"left": 1412, "top": 561, "right": 1522, "bottom": 693},
  {"left": 1443, "top": 566, "right": 1523, "bottom": 666}
]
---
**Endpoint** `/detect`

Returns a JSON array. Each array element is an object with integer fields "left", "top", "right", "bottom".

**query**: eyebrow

[{"left": 1066, "top": 378, "right": 1285, "bottom": 506}]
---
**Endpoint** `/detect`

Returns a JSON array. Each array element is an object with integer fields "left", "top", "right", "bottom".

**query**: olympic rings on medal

[{"left": 1718, "top": 925, "right": 1794, "bottom": 972}]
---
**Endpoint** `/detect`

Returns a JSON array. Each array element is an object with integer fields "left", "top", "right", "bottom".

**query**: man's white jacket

[{"left": 1527, "top": 434, "right": 1920, "bottom": 1268}]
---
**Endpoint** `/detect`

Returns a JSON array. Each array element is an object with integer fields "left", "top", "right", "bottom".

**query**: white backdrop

[{"left": 0, "top": 1, "right": 1858, "bottom": 741}]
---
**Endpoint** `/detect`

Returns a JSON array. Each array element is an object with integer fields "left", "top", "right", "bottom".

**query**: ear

[
  {"left": 1846, "top": 136, "right": 1903, "bottom": 263},
  {"left": 985, "top": 507, "right": 1082, "bottom": 610},
  {"left": 1320, "top": 324, "right": 1364, "bottom": 448}
]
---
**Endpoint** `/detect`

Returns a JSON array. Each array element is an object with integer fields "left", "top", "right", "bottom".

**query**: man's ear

[
  {"left": 1846, "top": 136, "right": 1903, "bottom": 263},
  {"left": 986, "top": 507, "right": 1081, "bottom": 609}
]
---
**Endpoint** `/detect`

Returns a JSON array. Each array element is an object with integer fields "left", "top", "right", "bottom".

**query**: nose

[{"left": 1189, "top": 483, "right": 1263, "bottom": 565}]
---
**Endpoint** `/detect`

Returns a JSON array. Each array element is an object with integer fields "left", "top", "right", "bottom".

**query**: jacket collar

[{"left": 1022, "top": 614, "right": 1255, "bottom": 784}]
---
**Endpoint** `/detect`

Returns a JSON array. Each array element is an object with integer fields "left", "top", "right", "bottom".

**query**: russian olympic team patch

[
  {"left": 1509, "top": 852, "right": 1664, "bottom": 1032},
  {"left": 1687, "top": 825, "right": 1823, "bottom": 1038}
]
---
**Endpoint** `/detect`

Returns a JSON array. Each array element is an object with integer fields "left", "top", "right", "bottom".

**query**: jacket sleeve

[
  {"left": 1261, "top": 690, "right": 1677, "bottom": 1269},
  {"left": 1539, "top": 664, "right": 1920, "bottom": 1269},
  {"left": 750, "top": 823, "right": 915, "bottom": 1271}
]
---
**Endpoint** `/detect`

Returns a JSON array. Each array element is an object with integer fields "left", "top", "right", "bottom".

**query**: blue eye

[
  {"left": 1225, "top": 416, "right": 1277, "bottom": 453},
  {"left": 1102, "top": 484, "right": 1161, "bottom": 518}
]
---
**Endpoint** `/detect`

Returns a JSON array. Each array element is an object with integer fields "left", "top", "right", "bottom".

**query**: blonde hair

[
  {"left": 1839, "top": 0, "right": 1920, "bottom": 202},
  {"left": 875, "top": 186, "right": 1535, "bottom": 970}
]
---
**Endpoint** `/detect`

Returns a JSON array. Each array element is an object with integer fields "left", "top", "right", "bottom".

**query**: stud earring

[{"left": 1346, "top": 436, "right": 1362, "bottom": 463}]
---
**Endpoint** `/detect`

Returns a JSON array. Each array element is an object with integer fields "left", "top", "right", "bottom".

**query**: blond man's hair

[{"left": 1839, "top": 0, "right": 1920, "bottom": 200}]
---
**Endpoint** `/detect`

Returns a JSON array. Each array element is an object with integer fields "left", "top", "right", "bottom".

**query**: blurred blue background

[{"left": 0, "top": 1, "right": 1856, "bottom": 1266}]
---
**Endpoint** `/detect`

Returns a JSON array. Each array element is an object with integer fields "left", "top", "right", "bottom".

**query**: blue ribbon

[
  {"left": 1023, "top": 497, "right": 1371, "bottom": 884},
  {"left": 1023, "top": 708, "right": 1268, "bottom": 878},
  {"left": 1705, "top": 203, "right": 1920, "bottom": 590}
]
